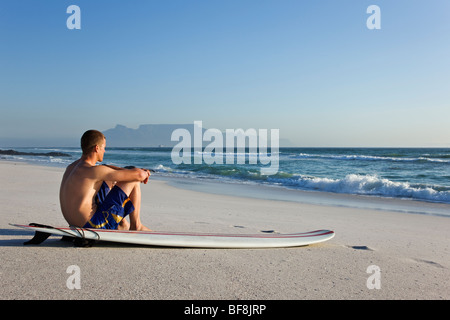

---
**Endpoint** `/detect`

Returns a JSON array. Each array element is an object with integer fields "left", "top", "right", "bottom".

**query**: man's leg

[
  {"left": 118, "top": 217, "right": 129, "bottom": 230},
  {"left": 115, "top": 181, "right": 151, "bottom": 231},
  {"left": 103, "top": 181, "right": 128, "bottom": 230}
]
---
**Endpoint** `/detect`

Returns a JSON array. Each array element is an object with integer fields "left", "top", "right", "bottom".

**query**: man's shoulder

[{"left": 65, "top": 160, "right": 104, "bottom": 177}]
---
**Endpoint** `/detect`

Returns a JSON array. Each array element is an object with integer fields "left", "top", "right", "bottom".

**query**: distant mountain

[
  {"left": 103, "top": 124, "right": 203, "bottom": 147},
  {"left": 103, "top": 124, "right": 293, "bottom": 147},
  {"left": 0, "top": 124, "right": 292, "bottom": 147},
  {"left": 0, "top": 149, "right": 71, "bottom": 157}
]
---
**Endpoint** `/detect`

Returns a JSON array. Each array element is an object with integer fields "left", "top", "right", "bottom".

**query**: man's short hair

[{"left": 81, "top": 130, "right": 105, "bottom": 155}]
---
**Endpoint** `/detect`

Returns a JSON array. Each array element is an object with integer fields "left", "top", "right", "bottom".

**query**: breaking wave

[
  {"left": 291, "top": 153, "right": 450, "bottom": 163},
  {"left": 267, "top": 173, "right": 450, "bottom": 203}
]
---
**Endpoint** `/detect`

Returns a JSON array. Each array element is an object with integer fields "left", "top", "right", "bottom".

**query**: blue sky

[{"left": 1, "top": 0, "right": 449, "bottom": 147}]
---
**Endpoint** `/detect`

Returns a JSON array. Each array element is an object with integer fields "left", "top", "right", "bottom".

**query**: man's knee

[
  {"left": 115, "top": 181, "right": 139, "bottom": 196},
  {"left": 105, "top": 181, "right": 116, "bottom": 189}
]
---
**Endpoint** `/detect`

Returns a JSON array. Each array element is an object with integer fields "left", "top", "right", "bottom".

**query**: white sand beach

[{"left": 0, "top": 160, "right": 449, "bottom": 300}]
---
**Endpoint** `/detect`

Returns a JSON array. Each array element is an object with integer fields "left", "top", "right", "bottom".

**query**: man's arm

[
  {"left": 101, "top": 164, "right": 124, "bottom": 170},
  {"left": 95, "top": 165, "right": 151, "bottom": 184},
  {"left": 102, "top": 164, "right": 155, "bottom": 173}
]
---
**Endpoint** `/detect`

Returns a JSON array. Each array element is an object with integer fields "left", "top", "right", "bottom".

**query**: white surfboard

[{"left": 11, "top": 223, "right": 335, "bottom": 248}]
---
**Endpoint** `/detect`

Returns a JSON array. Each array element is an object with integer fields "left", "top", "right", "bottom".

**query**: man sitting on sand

[{"left": 59, "top": 130, "right": 151, "bottom": 231}]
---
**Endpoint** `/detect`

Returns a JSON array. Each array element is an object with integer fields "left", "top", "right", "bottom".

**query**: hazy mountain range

[
  {"left": 103, "top": 124, "right": 201, "bottom": 147},
  {"left": 103, "top": 124, "right": 292, "bottom": 147},
  {"left": 0, "top": 124, "right": 292, "bottom": 147}
]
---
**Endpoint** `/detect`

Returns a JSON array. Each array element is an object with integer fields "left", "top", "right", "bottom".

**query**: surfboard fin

[
  {"left": 23, "top": 223, "right": 54, "bottom": 245},
  {"left": 23, "top": 223, "right": 97, "bottom": 247},
  {"left": 23, "top": 231, "right": 51, "bottom": 245}
]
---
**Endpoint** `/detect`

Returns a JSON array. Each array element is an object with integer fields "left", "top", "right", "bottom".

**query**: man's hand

[{"left": 141, "top": 169, "right": 151, "bottom": 184}]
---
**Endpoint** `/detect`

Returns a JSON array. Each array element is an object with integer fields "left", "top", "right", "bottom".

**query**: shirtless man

[{"left": 60, "top": 130, "right": 151, "bottom": 231}]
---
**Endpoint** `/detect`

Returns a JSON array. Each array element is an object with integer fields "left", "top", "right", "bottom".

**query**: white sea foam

[
  {"left": 154, "top": 164, "right": 174, "bottom": 172},
  {"left": 293, "top": 153, "right": 450, "bottom": 163},
  {"left": 269, "top": 174, "right": 450, "bottom": 203}
]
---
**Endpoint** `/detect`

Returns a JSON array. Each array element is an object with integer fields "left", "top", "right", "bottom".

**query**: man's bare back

[
  {"left": 60, "top": 159, "right": 108, "bottom": 227},
  {"left": 59, "top": 131, "right": 151, "bottom": 230}
]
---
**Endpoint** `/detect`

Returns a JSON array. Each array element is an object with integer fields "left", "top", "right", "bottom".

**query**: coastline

[{"left": 1, "top": 160, "right": 449, "bottom": 300}]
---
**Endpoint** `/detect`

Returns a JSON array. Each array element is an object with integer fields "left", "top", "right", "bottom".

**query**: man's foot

[
  {"left": 137, "top": 225, "right": 152, "bottom": 231},
  {"left": 118, "top": 218, "right": 130, "bottom": 230},
  {"left": 130, "top": 222, "right": 151, "bottom": 231}
]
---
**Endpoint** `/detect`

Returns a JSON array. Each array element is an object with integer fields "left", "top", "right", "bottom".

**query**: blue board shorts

[{"left": 83, "top": 182, "right": 135, "bottom": 229}]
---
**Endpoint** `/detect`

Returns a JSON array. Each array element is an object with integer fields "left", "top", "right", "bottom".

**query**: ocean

[{"left": 2, "top": 147, "right": 450, "bottom": 207}]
